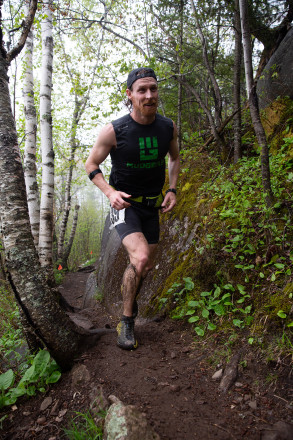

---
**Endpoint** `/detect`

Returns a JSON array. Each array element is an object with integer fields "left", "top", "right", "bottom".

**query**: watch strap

[{"left": 165, "top": 188, "right": 177, "bottom": 195}]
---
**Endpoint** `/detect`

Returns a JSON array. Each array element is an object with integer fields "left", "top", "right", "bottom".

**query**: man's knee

[{"left": 135, "top": 252, "right": 149, "bottom": 274}]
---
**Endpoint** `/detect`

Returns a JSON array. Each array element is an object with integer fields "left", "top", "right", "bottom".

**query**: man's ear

[{"left": 126, "top": 88, "right": 132, "bottom": 99}]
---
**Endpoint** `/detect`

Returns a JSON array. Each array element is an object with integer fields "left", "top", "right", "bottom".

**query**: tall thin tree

[
  {"left": 233, "top": 0, "right": 242, "bottom": 163},
  {"left": 39, "top": 0, "right": 54, "bottom": 269},
  {"left": 238, "top": 0, "right": 273, "bottom": 206},
  {"left": 23, "top": 0, "right": 40, "bottom": 248}
]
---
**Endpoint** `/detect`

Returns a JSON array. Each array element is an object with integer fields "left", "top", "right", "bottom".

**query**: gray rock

[
  {"left": 71, "top": 364, "right": 91, "bottom": 388},
  {"left": 257, "top": 28, "right": 293, "bottom": 109},
  {"left": 248, "top": 400, "right": 257, "bottom": 410},
  {"left": 83, "top": 272, "right": 99, "bottom": 309},
  {"left": 40, "top": 396, "right": 53, "bottom": 412},
  {"left": 261, "top": 421, "right": 293, "bottom": 440},
  {"left": 212, "top": 369, "right": 223, "bottom": 380},
  {"left": 104, "top": 395, "right": 160, "bottom": 440}
]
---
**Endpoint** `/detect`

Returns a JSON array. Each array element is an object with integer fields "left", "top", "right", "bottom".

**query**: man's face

[{"left": 126, "top": 77, "right": 159, "bottom": 117}]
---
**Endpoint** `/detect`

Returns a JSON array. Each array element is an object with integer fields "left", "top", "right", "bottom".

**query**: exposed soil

[{"left": 1, "top": 269, "right": 292, "bottom": 440}]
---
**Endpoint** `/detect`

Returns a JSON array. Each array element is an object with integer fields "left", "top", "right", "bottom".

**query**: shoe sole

[{"left": 117, "top": 340, "right": 138, "bottom": 350}]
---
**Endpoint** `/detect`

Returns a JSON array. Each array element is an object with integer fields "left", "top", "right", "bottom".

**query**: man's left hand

[{"left": 161, "top": 192, "right": 176, "bottom": 213}]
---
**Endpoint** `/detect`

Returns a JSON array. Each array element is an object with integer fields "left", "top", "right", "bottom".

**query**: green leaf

[
  {"left": 271, "top": 273, "right": 276, "bottom": 281},
  {"left": 183, "top": 277, "right": 194, "bottom": 290},
  {"left": 207, "top": 322, "right": 217, "bottom": 331},
  {"left": 277, "top": 310, "right": 287, "bottom": 319},
  {"left": 188, "top": 316, "right": 199, "bottom": 323},
  {"left": 259, "top": 272, "right": 265, "bottom": 278},
  {"left": 186, "top": 309, "right": 195, "bottom": 316},
  {"left": 287, "top": 322, "right": 293, "bottom": 328},
  {"left": 33, "top": 350, "right": 50, "bottom": 375},
  {"left": 201, "top": 291, "right": 211, "bottom": 297},
  {"left": 188, "top": 300, "right": 200, "bottom": 308},
  {"left": 274, "top": 263, "right": 285, "bottom": 270},
  {"left": 19, "top": 365, "right": 35, "bottom": 385},
  {"left": 195, "top": 327, "right": 205, "bottom": 336},
  {"left": 214, "top": 286, "right": 221, "bottom": 297},
  {"left": 237, "top": 284, "right": 246, "bottom": 294},
  {"left": 0, "top": 370, "right": 14, "bottom": 391},
  {"left": 46, "top": 371, "right": 61, "bottom": 384},
  {"left": 202, "top": 309, "right": 209, "bottom": 318},
  {"left": 214, "top": 304, "right": 225, "bottom": 316},
  {"left": 233, "top": 319, "right": 243, "bottom": 328}
]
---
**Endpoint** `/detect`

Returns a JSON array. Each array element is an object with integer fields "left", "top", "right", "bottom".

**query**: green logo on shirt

[{"left": 139, "top": 137, "right": 158, "bottom": 161}]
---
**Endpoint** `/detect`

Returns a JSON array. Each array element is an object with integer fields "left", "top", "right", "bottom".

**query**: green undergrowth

[
  {"left": 158, "top": 131, "right": 293, "bottom": 357},
  {"left": 63, "top": 410, "right": 105, "bottom": 440},
  {"left": 0, "top": 284, "right": 61, "bottom": 411}
]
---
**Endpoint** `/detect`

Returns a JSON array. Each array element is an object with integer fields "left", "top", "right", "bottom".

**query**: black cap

[{"left": 127, "top": 67, "right": 157, "bottom": 89}]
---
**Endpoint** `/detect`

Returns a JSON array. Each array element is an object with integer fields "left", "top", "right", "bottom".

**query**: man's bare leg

[
  {"left": 117, "top": 233, "right": 157, "bottom": 350},
  {"left": 121, "top": 234, "right": 157, "bottom": 316}
]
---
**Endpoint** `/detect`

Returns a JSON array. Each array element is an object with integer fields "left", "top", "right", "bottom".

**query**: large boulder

[
  {"left": 104, "top": 395, "right": 160, "bottom": 440},
  {"left": 94, "top": 212, "right": 198, "bottom": 320},
  {"left": 257, "top": 28, "right": 293, "bottom": 109}
]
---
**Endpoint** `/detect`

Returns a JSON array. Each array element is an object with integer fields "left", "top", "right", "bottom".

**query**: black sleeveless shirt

[{"left": 109, "top": 113, "right": 173, "bottom": 197}]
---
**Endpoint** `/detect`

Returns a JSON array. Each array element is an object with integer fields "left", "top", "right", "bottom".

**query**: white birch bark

[
  {"left": 39, "top": 0, "right": 54, "bottom": 268},
  {"left": 23, "top": 0, "right": 39, "bottom": 248}
]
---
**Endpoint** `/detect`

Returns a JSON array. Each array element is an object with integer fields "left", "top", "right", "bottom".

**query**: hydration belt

[{"left": 129, "top": 193, "right": 164, "bottom": 208}]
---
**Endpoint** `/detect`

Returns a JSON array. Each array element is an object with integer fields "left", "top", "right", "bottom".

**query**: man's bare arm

[
  {"left": 161, "top": 123, "right": 180, "bottom": 213},
  {"left": 85, "top": 124, "right": 131, "bottom": 210}
]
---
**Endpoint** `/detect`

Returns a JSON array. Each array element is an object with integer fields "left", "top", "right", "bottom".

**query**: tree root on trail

[{"left": 219, "top": 350, "right": 242, "bottom": 393}]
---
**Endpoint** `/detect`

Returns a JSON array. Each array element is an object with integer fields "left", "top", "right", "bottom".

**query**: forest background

[{"left": 0, "top": 0, "right": 292, "bottom": 413}]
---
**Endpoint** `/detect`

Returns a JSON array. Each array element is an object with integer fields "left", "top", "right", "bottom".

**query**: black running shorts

[{"left": 115, "top": 201, "right": 160, "bottom": 244}]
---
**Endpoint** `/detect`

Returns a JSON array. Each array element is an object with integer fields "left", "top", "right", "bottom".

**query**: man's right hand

[{"left": 109, "top": 190, "right": 132, "bottom": 210}]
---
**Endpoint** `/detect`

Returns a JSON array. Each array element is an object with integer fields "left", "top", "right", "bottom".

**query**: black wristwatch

[
  {"left": 165, "top": 188, "right": 177, "bottom": 195},
  {"left": 88, "top": 168, "right": 102, "bottom": 180}
]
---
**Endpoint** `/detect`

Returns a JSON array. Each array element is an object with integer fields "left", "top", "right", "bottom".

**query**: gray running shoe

[{"left": 116, "top": 316, "right": 138, "bottom": 350}]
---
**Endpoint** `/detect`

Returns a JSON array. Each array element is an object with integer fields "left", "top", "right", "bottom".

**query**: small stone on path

[{"left": 40, "top": 396, "right": 53, "bottom": 411}]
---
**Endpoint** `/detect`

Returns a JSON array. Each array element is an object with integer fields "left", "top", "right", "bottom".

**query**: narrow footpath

[{"left": 1, "top": 270, "right": 292, "bottom": 440}]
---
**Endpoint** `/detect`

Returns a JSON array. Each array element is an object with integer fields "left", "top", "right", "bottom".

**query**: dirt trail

[{"left": 1, "top": 270, "right": 292, "bottom": 440}]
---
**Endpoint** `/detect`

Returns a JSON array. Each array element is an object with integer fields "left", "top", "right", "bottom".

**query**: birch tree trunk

[
  {"left": 39, "top": 0, "right": 54, "bottom": 269},
  {"left": 239, "top": 0, "right": 273, "bottom": 206},
  {"left": 0, "top": 0, "right": 97, "bottom": 371},
  {"left": 23, "top": 0, "right": 39, "bottom": 248},
  {"left": 61, "top": 205, "right": 80, "bottom": 270},
  {"left": 56, "top": 25, "right": 107, "bottom": 267},
  {"left": 233, "top": 0, "right": 242, "bottom": 163}
]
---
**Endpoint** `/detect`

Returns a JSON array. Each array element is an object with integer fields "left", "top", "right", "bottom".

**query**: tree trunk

[
  {"left": 61, "top": 205, "right": 80, "bottom": 270},
  {"left": 181, "top": 78, "right": 227, "bottom": 154},
  {"left": 39, "top": 0, "right": 54, "bottom": 269},
  {"left": 233, "top": 0, "right": 242, "bottom": 163},
  {"left": 23, "top": 0, "right": 40, "bottom": 248},
  {"left": 239, "top": 0, "right": 273, "bottom": 206},
  {"left": 177, "top": 0, "right": 184, "bottom": 151},
  {"left": 57, "top": 100, "right": 80, "bottom": 262},
  {"left": 190, "top": 0, "right": 223, "bottom": 128}
]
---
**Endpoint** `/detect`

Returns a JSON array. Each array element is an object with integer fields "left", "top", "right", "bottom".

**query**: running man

[{"left": 85, "top": 67, "right": 180, "bottom": 350}]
